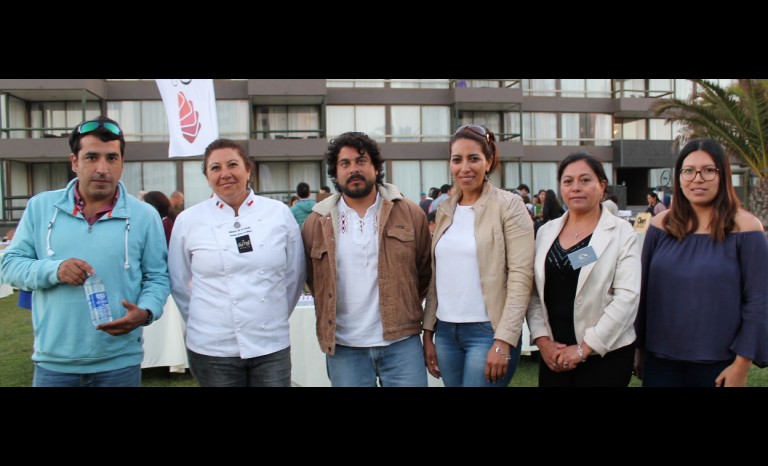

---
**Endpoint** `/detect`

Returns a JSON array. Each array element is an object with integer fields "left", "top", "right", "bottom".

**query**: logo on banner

[{"left": 177, "top": 92, "right": 201, "bottom": 143}]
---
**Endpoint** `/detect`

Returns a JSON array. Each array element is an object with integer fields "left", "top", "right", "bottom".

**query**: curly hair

[{"left": 325, "top": 132, "right": 385, "bottom": 190}]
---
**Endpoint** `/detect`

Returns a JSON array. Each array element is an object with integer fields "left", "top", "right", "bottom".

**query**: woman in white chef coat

[{"left": 168, "top": 138, "right": 305, "bottom": 387}]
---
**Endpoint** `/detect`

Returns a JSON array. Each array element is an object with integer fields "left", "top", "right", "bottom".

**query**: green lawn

[{"left": 1, "top": 290, "right": 766, "bottom": 387}]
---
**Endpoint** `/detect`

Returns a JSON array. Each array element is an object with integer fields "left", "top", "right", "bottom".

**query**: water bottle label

[{"left": 88, "top": 291, "right": 111, "bottom": 321}]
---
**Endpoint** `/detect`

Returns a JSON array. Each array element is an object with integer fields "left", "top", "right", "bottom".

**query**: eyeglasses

[
  {"left": 76, "top": 120, "right": 122, "bottom": 136},
  {"left": 680, "top": 167, "right": 719, "bottom": 181},
  {"left": 454, "top": 124, "right": 491, "bottom": 143}
]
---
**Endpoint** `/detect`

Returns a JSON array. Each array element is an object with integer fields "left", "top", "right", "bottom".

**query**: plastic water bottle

[{"left": 84, "top": 273, "right": 112, "bottom": 326}]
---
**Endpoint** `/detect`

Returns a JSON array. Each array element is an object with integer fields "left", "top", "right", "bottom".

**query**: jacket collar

[
  {"left": 54, "top": 178, "right": 132, "bottom": 219},
  {"left": 535, "top": 205, "right": 619, "bottom": 295},
  {"left": 312, "top": 182, "right": 403, "bottom": 216}
]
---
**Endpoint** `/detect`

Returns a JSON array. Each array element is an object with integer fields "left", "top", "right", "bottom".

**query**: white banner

[{"left": 156, "top": 79, "right": 219, "bottom": 157}]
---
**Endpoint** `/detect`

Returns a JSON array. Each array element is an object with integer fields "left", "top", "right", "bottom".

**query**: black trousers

[{"left": 538, "top": 343, "right": 634, "bottom": 387}]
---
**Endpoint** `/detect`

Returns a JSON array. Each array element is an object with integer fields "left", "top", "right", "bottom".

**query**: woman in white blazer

[{"left": 526, "top": 152, "right": 640, "bottom": 386}]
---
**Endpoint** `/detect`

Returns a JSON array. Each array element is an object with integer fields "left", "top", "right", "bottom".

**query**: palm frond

[{"left": 652, "top": 79, "right": 768, "bottom": 178}]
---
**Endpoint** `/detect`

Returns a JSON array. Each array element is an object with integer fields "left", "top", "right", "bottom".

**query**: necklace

[{"left": 568, "top": 222, "right": 595, "bottom": 239}]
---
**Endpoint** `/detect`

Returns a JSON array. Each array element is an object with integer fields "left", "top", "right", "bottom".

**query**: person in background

[
  {"left": 535, "top": 188, "right": 564, "bottom": 236},
  {"left": 429, "top": 184, "right": 452, "bottom": 213},
  {"left": 169, "top": 191, "right": 185, "bottom": 213},
  {"left": 514, "top": 183, "right": 530, "bottom": 199},
  {"left": 635, "top": 138, "right": 768, "bottom": 387},
  {"left": 646, "top": 192, "right": 666, "bottom": 216},
  {"left": 419, "top": 190, "right": 434, "bottom": 217},
  {"left": 427, "top": 210, "right": 437, "bottom": 236},
  {"left": 0, "top": 115, "right": 169, "bottom": 387},
  {"left": 527, "top": 152, "right": 640, "bottom": 386},
  {"left": 602, "top": 189, "right": 619, "bottom": 216},
  {"left": 168, "top": 138, "right": 305, "bottom": 387},
  {"left": 302, "top": 131, "right": 431, "bottom": 387},
  {"left": 143, "top": 191, "right": 176, "bottom": 246},
  {"left": 423, "top": 125, "right": 534, "bottom": 387},
  {"left": 316, "top": 185, "right": 332, "bottom": 203},
  {"left": 290, "top": 182, "right": 316, "bottom": 228}
]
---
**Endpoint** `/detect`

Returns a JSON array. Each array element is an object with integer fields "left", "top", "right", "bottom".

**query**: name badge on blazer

[{"left": 568, "top": 245, "right": 598, "bottom": 270}]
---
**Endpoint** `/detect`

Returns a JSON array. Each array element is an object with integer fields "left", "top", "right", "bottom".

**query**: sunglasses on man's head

[
  {"left": 76, "top": 120, "right": 122, "bottom": 136},
  {"left": 454, "top": 124, "right": 490, "bottom": 142}
]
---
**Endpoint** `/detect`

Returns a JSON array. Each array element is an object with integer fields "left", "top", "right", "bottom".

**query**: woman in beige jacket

[
  {"left": 527, "top": 152, "right": 640, "bottom": 386},
  {"left": 423, "top": 125, "right": 534, "bottom": 387}
]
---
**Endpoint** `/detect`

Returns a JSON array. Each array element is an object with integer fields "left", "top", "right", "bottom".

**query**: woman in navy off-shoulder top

[{"left": 635, "top": 138, "right": 768, "bottom": 387}]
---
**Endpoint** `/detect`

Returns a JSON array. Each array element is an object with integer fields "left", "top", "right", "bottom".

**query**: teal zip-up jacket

[{"left": 1, "top": 179, "right": 170, "bottom": 373}]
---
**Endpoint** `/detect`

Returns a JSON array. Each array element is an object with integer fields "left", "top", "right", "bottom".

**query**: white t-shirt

[{"left": 434, "top": 205, "right": 489, "bottom": 323}]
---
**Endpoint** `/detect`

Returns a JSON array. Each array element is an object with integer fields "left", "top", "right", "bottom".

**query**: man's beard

[{"left": 341, "top": 176, "right": 376, "bottom": 199}]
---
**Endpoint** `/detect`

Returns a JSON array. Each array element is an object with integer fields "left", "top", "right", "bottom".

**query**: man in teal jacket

[{"left": 1, "top": 116, "right": 170, "bottom": 387}]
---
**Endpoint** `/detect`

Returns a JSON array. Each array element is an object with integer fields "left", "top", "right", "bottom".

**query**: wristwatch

[{"left": 142, "top": 309, "right": 154, "bottom": 326}]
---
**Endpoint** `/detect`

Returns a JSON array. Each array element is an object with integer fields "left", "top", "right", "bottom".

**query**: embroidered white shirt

[{"left": 334, "top": 193, "right": 392, "bottom": 346}]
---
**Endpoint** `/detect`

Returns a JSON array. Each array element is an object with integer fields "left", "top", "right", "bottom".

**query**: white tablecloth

[
  {"left": 141, "top": 296, "right": 189, "bottom": 373},
  {"left": 0, "top": 248, "right": 13, "bottom": 299}
]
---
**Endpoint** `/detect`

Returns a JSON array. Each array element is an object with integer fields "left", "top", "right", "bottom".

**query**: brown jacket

[
  {"left": 424, "top": 182, "right": 534, "bottom": 347},
  {"left": 301, "top": 183, "right": 431, "bottom": 355}
]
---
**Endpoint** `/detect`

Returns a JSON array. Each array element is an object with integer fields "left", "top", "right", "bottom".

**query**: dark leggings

[
  {"left": 642, "top": 351, "right": 733, "bottom": 387},
  {"left": 538, "top": 343, "right": 634, "bottom": 387}
]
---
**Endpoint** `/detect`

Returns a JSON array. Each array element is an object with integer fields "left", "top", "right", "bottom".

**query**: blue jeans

[
  {"left": 326, "top": 334, "right": 427, "bottom": 387},
  {"left": 188, "top": 347, "right": 292, "bottom": 387},
  {"left": 435, "top": 320, "right": 521, "bottom": 387},
  {"left": 33, "top": 363, "right": 141, "bottom": 387}
]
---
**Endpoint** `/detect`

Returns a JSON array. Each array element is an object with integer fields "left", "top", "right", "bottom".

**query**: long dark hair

[
  {"left": 143, "top": 191, "right": 176, "bottom": 221},
  {"left": 663, "top": 138, "right": 739, "bottom": 241}
]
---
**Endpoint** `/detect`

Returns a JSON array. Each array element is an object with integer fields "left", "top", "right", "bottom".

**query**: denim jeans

[
  {"left": 434, "top": 320, "right": 521, "bottom": 387},
  {"left": 326, "top": 334, "right": 427, "bottom": 387},
  {"left": 33, "top": 363, "right": 141, "bottom": 387},
  {"left": 188, "top": 347, "right": 292, "bottom": 387}
]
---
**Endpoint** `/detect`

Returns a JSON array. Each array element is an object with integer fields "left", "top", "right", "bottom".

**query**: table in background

[
  {"left": 0, "top": 247, "right": 13, "bottom": 298},
  {"left": 141, "top": 296, "right": 189, "bottom": 373},
  {"left": 289, "top": 298, "right": 537, "bottom": 387}
]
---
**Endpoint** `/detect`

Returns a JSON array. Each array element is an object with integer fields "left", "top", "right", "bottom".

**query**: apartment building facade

[{"left": 0, "top": 78, "right": 734, "bottom": 227}]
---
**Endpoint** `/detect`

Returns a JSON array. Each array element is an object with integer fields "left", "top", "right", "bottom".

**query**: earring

[
  {"left": 450, "top": 177, "right": 455, "bottom": 185},
  {"left": 484, "top": 173, "right": 491, "bottom": 181}
]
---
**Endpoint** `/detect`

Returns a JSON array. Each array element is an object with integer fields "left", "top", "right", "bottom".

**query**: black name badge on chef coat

[
  {"left": 236, "top": 234, "right": 253, "bottom": 253},
  {"left": 567, "top": 245, "right": 598, "bottom": 270}
]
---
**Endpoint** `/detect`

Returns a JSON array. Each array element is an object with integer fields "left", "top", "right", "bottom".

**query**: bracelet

[
  {"left": 577, "top": 342, "right": 586, "bottom": 363},
  {"left": 495, "top": 344, "right": 512, "bottom": 361}
]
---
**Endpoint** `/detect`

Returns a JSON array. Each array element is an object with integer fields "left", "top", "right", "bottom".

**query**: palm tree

[{"left": 652, "top": 79, "right": 768, "bottom": 226}]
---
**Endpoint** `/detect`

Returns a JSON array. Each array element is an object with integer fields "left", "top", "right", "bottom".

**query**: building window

[
  {"left": 503, "top": 162, "right": 559, "bottom": 194},
  {"left": 522, "top": 113, "right": 558, "bottom": 146},
  {"left": 390, "top": 160, "right": 450, "bottom": 203},
  {"left": 523, "top": 79, "right": 557, "bottom": 96},
  {"left": 560, "top": 113, "right": 612, "bottom": 146},
  {"left": 326, "top": 106, "right": 385, "bottom": 141},
  {"left": 183, "top": 160, "right": 210, "bottom": 208},
  {"left": 122, "top": 161, "right": 177, "bottom": 198},
  {"left": 255, "top": 105, "right": 321, "bottom": 139},
  {"left": 327, "top": 79, "right": 450, "bottom": 89},
  {"left": 458, "top": 111, "right": 502, "bottom": 136},
  {"left": 217, "top": 100, "right": 249, "bottom": 139},
  {"left": 390, "top": 106, "right": 451, "bottom": 142},
  {"left": 255, "top": 161, "right": 323, "bottom": 204},
  {"left": 107, "top": 101, "right": 168, "bottom": 142}
]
